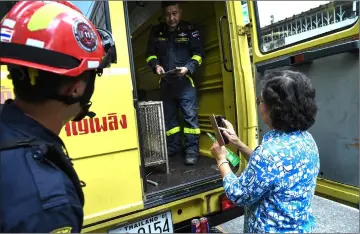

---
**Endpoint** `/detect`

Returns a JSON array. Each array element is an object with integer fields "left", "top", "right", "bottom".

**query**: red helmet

[{"left": 0, "top": 1, "right": 117, "bottom": 77}]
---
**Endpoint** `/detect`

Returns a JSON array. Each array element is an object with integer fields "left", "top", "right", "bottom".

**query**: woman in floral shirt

[{"left": 211, "top": 70, "right": 320, "bottom": 233}]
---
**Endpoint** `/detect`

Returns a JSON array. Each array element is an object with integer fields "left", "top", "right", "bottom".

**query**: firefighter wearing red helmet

[{"left": 0, "top": 1, "right": 116, "bottom": 232}]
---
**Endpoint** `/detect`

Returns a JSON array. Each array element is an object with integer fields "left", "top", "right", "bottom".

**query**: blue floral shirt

[{"left": 223, "top": 130, "right": 320, "bottom": 233}]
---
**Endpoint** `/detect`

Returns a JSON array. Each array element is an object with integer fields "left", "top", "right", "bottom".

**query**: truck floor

[{"left": 145, "top": 155, "right": 220, "bottom": 194}]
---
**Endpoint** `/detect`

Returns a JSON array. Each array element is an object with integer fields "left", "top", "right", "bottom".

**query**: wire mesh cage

[{"left": 138, "top": 101, "right": 169, "bottom": 174}]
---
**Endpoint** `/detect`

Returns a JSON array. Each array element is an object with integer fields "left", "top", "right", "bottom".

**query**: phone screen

[
  {"left": 209, "top": 114, "right": 229, "bottom": 146},
  {"left": 215, "top": 115, "right": 229, "bottom": 144}
]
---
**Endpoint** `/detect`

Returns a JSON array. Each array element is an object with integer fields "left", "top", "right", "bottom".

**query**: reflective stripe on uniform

[
  {"left": 184, "top": 127, "right": 200, "bottom": 135},
  {"left": 166, "top": 126, "right": 181, "bottom": 136},
  {"left": 186, "top": 75, "right": 195, "bottom": 87},
  {"left": 51, "top": 227, "right": 72, "bottom": 233},
  {"left": 191, "top": 55, "right": 202, "bottom": 65},
  {"left": 146, "top": 55, "right": 157, "bottom": 63}
]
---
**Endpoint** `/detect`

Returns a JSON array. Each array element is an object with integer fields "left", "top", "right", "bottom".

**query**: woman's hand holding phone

[
  {"left": 219, "top": 119, "right": 244, "bottom": 149},
  {"left": 212, "top": 118, "right": 253, "bottom": 162}
]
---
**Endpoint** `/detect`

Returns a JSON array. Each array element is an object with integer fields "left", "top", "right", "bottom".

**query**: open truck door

[
  {"left": 245, "top": 0, "right": 359, "bottom": 206},
  {"left": 223, "top": 1, "right": 259, "bottom": 172}
]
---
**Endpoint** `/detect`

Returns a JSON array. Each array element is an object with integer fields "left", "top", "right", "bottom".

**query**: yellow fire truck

[{"left": 0, "top": 1, "right": 358, "bottom": 233}]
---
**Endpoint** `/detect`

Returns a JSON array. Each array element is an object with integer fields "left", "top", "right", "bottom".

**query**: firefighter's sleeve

[
  {"left": 5, "top": 203, "right": 83, "bottom": 233},
  {"left": 185, "top": 28, "right": 204, "bottom": 74},
  {"left": 145, "top": 26, "right": 160, "bottom": 74}
]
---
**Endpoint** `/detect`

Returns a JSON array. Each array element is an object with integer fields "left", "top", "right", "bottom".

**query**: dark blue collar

[{"left": 1, "top": 99, "right": 64, "bottom": 145}]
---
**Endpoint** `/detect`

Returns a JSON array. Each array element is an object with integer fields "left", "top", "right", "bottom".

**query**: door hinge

[{"left": 238, "top": 24, "right": 251, "bottom": 36}]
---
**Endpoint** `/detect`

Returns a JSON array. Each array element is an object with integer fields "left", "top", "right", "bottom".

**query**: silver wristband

[{"left": 218, "top": 161, "right": 229, "bottom": 170}]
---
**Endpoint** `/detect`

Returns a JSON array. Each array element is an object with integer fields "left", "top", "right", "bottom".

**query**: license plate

[{"left": 108, "top": 211, "right": 173, "bottom": 233}]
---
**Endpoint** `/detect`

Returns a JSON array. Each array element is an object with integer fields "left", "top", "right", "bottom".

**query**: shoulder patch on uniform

[
  {"left": 51, "top": 226, "right": 72, "bottom": 233},
  {"left": 192, "top": 30, "right": 199, "bottom": 38}
]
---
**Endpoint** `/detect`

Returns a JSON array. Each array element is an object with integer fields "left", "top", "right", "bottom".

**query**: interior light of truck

[{"left": 220, "top": 194, "right": 236, "bottom": 212}]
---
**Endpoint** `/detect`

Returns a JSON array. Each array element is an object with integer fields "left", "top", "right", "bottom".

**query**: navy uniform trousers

[{"left": 160, "top": 75, "right": 200, "bottom": 157}]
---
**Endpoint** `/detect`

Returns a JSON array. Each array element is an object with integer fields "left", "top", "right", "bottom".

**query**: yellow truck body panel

[{"left": 1, "top": 0, "right": 358, "bottom": 232}]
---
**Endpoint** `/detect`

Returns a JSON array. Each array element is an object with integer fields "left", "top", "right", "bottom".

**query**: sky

[
  {"left": 70, "top": 1, "right": 330, "bottom": 27},
  {"left": 257, "top": 1, "right": 330, "bottom": 27},
  {"left": 71, "top": 1, "right": 94, "bottom": 18}
]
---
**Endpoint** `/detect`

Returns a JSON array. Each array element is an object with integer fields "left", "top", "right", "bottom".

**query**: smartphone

[
  {"left": 209, "top": 114, "right": 229, "bottom": 146},
  {"left": 216, "top": 115, "right": 230, "bottom": 145},
  {"left": 160, "top": 68, "right": 181, "bottom": 77}
]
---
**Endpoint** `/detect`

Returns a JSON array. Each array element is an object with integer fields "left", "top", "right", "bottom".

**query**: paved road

[{"left": 216, "top": 195, "right": 359, "bottom": 233}]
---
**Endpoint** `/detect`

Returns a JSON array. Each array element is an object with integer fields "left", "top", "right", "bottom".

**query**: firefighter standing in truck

[{"left": 145, "top": 1, "right": 204, "bottom": 165}]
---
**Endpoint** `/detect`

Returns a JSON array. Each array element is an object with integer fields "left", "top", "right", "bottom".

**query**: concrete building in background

[
  {"left": 89, "top": 1, "right": 109, "bottom": 30},
  {"left": 260, "top": 1, "right": 358, "bottom": 51}
]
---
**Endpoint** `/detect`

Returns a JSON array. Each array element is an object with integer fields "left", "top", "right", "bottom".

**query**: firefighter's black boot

[{"left": 184, "top": 152, "right": 199, "bottom": 165}]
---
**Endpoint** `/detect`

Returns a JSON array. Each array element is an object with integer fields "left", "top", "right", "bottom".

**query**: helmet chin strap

[
  {"left": 46, "top": 72, "right": 97, "bottom": 122},
  {"left": 87, "top": 111, "right": 96, "bottom": 118},
  {"left": 69, "top": 74, "right": 96, "bottom": 122},
  {"left": 71, "top": 101, "right": 95, "bottom": 122}
]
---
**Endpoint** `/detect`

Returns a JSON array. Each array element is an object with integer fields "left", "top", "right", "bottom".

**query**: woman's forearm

[
  {"left": 217, "top": 161, "right": 233, "bottom": 178},
  {"left": 235, "top": 141, "right": 253, "bottom": 161}
]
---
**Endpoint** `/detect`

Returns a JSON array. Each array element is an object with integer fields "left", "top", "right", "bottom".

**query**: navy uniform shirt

[
  {"left": 145, "top": 20, "right": 204, "bottom": 75},
  {"left": 0, "top": 99, "right": 84, "bottom": 233}
]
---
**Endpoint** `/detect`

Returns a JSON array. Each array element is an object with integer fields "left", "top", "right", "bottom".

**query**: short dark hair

[
  {"left": 161, "top": 1, "right": 179, "bottom": 9},
  {"left": 261, "top": 70, "right": 318, "bottom": 132},
  {"left": 8, "top": 65, "right": 92, "bottom": 104}
]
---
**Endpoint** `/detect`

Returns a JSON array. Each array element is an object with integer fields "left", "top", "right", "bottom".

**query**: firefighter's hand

[
  {"left": 155, "top": 65, "right": 165, "bottom": 75},
  {"left": 175, "top": 67, "right": 188, "bottom": 76}
]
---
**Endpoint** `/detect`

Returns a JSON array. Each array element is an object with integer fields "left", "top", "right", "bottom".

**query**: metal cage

[{"left": 138, "top": 101, "right": 169, "bottom": 174}]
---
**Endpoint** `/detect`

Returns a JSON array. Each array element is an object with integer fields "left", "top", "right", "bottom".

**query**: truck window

[
  {"left": 241, "top": 0, "right": 250, "bottom": 25},
  {"left": 255, "top": 1, "right": 359, "bottom": 52}
]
